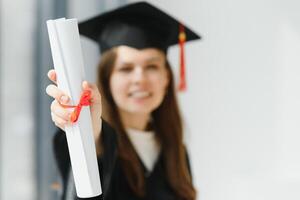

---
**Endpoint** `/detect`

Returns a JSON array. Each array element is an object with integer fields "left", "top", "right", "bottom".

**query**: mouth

[{"left": 128, "top": 91, "right": 152, "bottom": 99}]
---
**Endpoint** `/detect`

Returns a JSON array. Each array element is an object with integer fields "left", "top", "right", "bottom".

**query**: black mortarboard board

[
  {"left": 78, "top": 1, "right": 201, "bottom": 91},
  {"left": 79, "top": 1, "right": 200, "bottom": 52}
]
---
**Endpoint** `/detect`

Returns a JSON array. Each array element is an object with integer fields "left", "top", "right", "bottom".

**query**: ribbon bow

[{"left": 59, "top": 90, "right": 91, "bottom": 123}]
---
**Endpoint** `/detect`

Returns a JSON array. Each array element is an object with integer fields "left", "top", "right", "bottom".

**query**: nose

[{"left": 132, "top": 66, "right": 146, "bottom": 83}]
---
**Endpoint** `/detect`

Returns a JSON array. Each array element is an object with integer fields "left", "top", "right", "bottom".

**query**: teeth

[{"left": 130, "top": 91, "right": 150, "bottom": 98}]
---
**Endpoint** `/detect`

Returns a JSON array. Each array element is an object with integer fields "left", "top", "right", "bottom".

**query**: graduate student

[{"left": 46, "top": 1, "right": 201, "bottom": 200}]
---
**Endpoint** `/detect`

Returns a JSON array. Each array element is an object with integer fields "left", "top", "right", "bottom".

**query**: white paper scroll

[{"left": 47, "top": 18, "right": 101, "bottom": 198}]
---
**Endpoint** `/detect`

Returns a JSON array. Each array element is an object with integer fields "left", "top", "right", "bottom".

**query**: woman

[{"left": 46, "top": 2, "right": 200, "bottom": 200}]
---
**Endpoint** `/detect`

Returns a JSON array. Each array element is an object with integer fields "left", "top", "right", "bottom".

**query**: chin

[
  {"left": 127, "top": 103, "right": 159, "bottom": 114},
  {"left": 129, "top": 107, "right": 154, "bottom": 115}
]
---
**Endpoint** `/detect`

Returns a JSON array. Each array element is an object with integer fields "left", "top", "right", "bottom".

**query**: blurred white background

[{"left": 1, "top": 0, "right": 300, "bottom": 199}]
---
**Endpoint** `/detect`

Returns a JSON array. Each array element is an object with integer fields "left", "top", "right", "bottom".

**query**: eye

[
  {"left": 118, "top": 65, "right": 133, "bottom": 72},
  {"left": 145, "top": 64, "right": 159, "bottom": 70}
]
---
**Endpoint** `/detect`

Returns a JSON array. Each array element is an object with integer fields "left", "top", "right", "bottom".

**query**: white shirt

[{"left": 126, "top": 128, "right": 161, "bottom": 172}]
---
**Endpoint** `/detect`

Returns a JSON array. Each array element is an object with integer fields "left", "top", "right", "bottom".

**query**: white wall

[
  {"left": 0, "top": 0, "right": 36, "bottom": 199},
  {"left": 129, "top": 0, "right": 300, "bottom": 199}
]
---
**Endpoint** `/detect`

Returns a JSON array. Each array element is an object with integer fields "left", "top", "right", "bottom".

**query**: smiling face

[{"left": 109, "top": 46, "right": 169, "bottom": 117}]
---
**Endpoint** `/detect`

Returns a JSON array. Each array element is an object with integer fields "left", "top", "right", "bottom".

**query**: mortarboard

[{"left": 79, "top": 1, "right": 201, "bottom": 91}]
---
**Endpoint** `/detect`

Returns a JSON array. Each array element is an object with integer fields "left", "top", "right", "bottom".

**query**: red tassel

[
  {"left": 178, "top": 24, "right": 186, "bottom": 91},
  {"left": 59, "top": 90, "right": 91, "bottom": 123}
]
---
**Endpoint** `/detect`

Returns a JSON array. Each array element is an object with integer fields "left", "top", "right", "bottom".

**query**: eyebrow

[
  {"left": 145, "top": 57, "right": 163, "bottom": 63},
  {"left": 117, "top": 62, "right": 135, "bottom": 67}
]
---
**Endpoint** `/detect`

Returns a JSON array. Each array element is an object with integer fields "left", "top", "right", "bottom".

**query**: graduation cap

[{"left": 79, "top": 1, "right": 201, "bottom": 91}]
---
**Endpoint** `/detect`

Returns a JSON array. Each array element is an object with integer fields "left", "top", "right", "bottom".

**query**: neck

[{"left": 119, "top": 110, "right": 151, "bottom": 131}]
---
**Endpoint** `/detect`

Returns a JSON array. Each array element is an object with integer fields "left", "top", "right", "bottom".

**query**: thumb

[
  {"left": 82, "top": 81, "right": 101, "bottom": 105},
  {"left": 82, "top": 80, "right": 92, "bottom": 90}
]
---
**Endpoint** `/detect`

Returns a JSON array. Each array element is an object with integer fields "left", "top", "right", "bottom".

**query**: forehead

[{"left": 115, "top": 46, "right": 166, "bottom": 64}]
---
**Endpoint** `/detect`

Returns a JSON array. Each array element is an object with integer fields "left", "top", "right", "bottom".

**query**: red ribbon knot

[{"left": 59, "top": 90, "right": 91, "bottom": 123}]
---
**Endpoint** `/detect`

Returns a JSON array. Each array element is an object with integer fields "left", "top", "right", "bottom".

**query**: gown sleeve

[
  {"left": 53, "top": 128, "right": 70, "bottom": 184},
  {"left": 52, "top": 120, "right": 118, "bottom": 200},
  {"left": 97, "top": 120, "right": 118, "bottom": 197}
]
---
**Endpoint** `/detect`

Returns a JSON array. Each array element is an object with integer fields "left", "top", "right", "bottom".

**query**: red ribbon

[
  {"left": 178, "top": 24, "right": 186, "bottom": 91},
  {"left": 59, "top": 90, "right": 91, "bottom": 123}
]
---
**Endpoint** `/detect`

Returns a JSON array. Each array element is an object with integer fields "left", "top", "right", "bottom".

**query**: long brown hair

[{"left": 96, "top": 48, "right": 196, "bottom": 200}]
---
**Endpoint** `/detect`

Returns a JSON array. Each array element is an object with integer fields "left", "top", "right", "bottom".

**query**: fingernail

[
  {"left": 60, "top": 95, "right": 68, "bottom": 103},
  {"left": 83, "top": 81, "right": 89, "bottom": 88}
]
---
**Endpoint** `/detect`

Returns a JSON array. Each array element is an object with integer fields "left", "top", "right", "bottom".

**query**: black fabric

[
  {"left": 78, "top": 1, "right": 201, "bottom": 53},
  {"left": 53, "top": 120, "right": 193, "bottom": 200}
]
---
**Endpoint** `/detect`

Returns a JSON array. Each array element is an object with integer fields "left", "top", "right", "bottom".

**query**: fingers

[
  {"left": 50, "top": 100, "right": 71, "bottom": 121},
  {"left": 51, "top": 111, "right": 67, "bottom": 129},
  {"left": 47, "top": 69, "right": 57, "bottom": 84},
  {"left": 50, "top": 100, "right": 72, "bottom": 130},
  {"left": 46, "top": 84, "right": 69, "bottom": 104}
]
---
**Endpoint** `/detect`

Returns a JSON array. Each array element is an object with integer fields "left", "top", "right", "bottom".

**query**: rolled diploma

[{"left": 47, "top": 18, "right": 101, "bottom": 198}]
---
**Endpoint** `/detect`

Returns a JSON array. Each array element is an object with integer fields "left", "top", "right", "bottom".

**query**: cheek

[
  {"left": 150, "top": 73, "right": 169, "bottom": 100},
  {"left": 110, "top": 75, "right": 128, "bottom": 103},
  {"left": 152, "top": 72, "right": 169, "bottom": 92}
]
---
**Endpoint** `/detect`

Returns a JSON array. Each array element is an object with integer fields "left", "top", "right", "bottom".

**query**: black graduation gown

[{"left": 53, "top": 120, "right": 193, "bottom": 200}]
